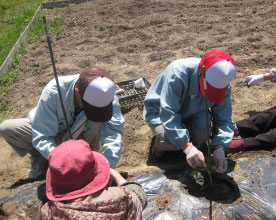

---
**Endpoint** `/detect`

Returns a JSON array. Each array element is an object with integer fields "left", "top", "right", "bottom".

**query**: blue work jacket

[{"left": 143, "top": 58, "right": 235, "bottom": 149}]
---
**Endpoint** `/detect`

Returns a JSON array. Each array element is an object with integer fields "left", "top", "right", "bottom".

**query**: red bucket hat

[
  {"left": 198, "top": 49, "right": 237, "bottom": 103},
  {"left": 46, "top": 139, "right": 110, "bottom": 202}
]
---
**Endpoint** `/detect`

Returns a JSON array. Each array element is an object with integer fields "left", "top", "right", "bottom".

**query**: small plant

[
  {"left": 49, "top": 16, "right": 65, "bottom": 35},
  {"left": 31, "top": 66, "right": 41, "bottom": 76},
  {"left": 30, "top": 61, "right": 46, "bottom": 76},
  {"left": 68, "top": 17, "right": 75, "bottom": 25},
  {"left": 0, "top": 69, "right": 19, "bottom": 94}
]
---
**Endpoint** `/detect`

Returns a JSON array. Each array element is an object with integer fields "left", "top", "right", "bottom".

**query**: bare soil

[{"left": 0, "top": 0, "right": 276, "bottom": 207}]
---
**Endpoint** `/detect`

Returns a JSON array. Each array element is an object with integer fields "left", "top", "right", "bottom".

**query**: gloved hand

[
  {"left": 243, "top": 74, "right": 264, "bottom": 86},
  {"left": 213, "top": 147, "right": 228, "bottom": 173},
  {"left": 183, "top": 143, "right": 206, "bottom": 168}
]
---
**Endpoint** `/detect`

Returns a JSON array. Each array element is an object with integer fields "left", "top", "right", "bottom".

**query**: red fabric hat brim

[
  {"left": 46, "top": 151, "right": 110, "bottom": 202},
  {"left": 200, "top": 76, "right": 227, "bottom": 103},
  {"left": 198, "top": 49, "right": 236, "bottom": 103}
]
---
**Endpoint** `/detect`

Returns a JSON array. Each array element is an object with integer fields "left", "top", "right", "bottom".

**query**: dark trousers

[{"left": 236, "top": 106, "right": 276, "bottom": 150}]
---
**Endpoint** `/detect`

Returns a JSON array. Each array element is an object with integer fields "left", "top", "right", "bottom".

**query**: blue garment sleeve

[
  {"left": 210, "top": 85, "right": 235, "bottom": 148},
  {"left": 101, "top": 96, "right": 124, "bottom": 168},
  {"left": 31, "top": 89, "right": 59, "bottom": 159},
  {"left": 159, "top": 64, "right": 190, "bottom": 148},
  {"left": 269, "top": 68, "right": 276, "bottom": 82}
]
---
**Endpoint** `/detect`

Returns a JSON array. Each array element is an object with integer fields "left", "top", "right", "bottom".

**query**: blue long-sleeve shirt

[
  {"left": 28, "top": 74, "right": 124, "bottom": 168},
  {"left": 143, "top": 58, "right": 235, "bottom": 149}
]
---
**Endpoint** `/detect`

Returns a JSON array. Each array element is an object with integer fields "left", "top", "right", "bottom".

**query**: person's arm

[
  {"left": 210, "top": 86, "right": 235, "bottom": 173},
  {"left": 109, "top": 168, "right": 127, "bottom": 185},
  {"left": 269, "top": 68, "right": 276, "bottom": 82},
  {"left": 110, "top": 168, "right": 148, "bottom": 210},
  {"left": 263, "top": 73, "right": 270, "bottom": 81},
  {"left": 31, "top": 90, "right": 60, "bottom": 159},
  {"left": 159, "top": 63, "right": 190, "bottom": 148},
  {"left": 159, "top": 61, "right": 206, "bottom": 169},
  {"left": 243, "top": 68, "right": 276, "bottom": 86},
  {"left": 101, "top": 96, "right": 124, "bottom": 168},
  {"left": 211, "top": 86, "right": 235, "bottom": 148}
]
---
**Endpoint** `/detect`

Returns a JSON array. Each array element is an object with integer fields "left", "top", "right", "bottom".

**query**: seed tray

[{"left": 116, "top": 77, "right": 151, "bottom": 111}]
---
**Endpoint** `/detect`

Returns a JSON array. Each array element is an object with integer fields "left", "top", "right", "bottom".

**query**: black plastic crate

[{"left": 116, "top": 77, "right": 151, "bottom": 112}]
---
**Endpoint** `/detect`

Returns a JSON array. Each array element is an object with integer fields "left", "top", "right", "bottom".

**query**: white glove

[
  {"left": 243, "top": 74, "right": 264, "bottom": 86},
  {"left": 213, "top": 148, "right": 228, "bottom": 173},
  {"left": 183, "top": 144, "right": 206, "bottom": 168}
]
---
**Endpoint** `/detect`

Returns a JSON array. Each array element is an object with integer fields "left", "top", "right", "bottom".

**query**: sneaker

[
  {"left": 226, "top": 139, "right": 245, "bottom": 154},
  {"left": 29, "top": 155, "right": 48, "bottom": 180}
]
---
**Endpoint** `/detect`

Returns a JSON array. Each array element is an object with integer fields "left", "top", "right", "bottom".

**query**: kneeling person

[
  {"left": 143, "top": 49, "right": 237, "bottom": 173},
  {"left": 0, "top": 66, "right": 124, "bottom": 180}
]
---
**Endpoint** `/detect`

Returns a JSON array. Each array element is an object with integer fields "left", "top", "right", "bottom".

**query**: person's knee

[{"left": 0, "top": 119, "right": 12, "bottom": 138}]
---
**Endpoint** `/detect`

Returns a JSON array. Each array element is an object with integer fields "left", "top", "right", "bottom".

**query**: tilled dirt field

[{"left": 0, "top": 0, "right": 276, "bottom": 217}]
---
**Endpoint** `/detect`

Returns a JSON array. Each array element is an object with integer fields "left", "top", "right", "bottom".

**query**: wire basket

[{"left": 116, "top": 77, "right": 151, "bottom": 112}]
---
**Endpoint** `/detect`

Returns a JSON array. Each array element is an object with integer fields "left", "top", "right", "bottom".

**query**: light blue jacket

[
  {"left": 28, "top": 74, "right": 124, "bottom": 168},
  {"left": 143, "top": 58, "right": 235, "bottom": 149}
]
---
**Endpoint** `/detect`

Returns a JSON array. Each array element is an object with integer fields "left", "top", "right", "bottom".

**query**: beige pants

[
  {"left": 0, "top": 118, "right": 102, "bottom": 179},
  {"left": 0, "top": 118, "right": 102, "bottom": 157}
]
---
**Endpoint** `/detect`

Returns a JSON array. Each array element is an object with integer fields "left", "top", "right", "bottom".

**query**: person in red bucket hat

[
  {"left": 143, "top": 49, "right": 237, "bottom": 173},
  {"left": 39, "top": 139, "right": 148, "bottom": 220}
]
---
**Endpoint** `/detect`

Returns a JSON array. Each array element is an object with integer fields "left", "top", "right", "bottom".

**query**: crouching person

[
  {"left": 39, "top": 139, "right": 148, "bottom": 220},
  {"left": 0, "top": 66, "right": 124, "bottom": 180}
]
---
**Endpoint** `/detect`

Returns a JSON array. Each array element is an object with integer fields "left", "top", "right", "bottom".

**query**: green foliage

[
  {"left": 68, "top": 17, "right": 76, "bottom": 25},
  {"left": 191, "top": 165, "right": 213, "bottom": 189},
  {"left": 0, "top": 108, "right": 9, "bottom": 124},
  {"left": 0, "top": 100, "right": 8, "bottom": 111},
  {"left": 0, "top": 68, "right": 19, "bottom": 94},
  {"left": 0, "top": 0, "right": 75, "bottom": 122},
  {"left": 49, "top": 16, "right": 65, "bottom": 35},
  {"left": 0, "top": 0, "right": 44, "bottom": 66},
  {"left": 31, "top": 61, "right": 46, "bottom": 76},
  {"left": 26, "top": 14, "right": 45, "bottom": 44}
]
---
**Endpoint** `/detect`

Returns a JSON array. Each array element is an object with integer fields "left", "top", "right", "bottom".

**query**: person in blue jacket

[
  {"left": 0, "top": 66, "right": 124, "bottom": 180},
  {"left": 143, "top": 49, "right": 237, "bottom": 173}
]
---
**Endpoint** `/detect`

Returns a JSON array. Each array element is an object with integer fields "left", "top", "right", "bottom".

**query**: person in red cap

[
  {"left": 143, "top": 49, "right": 237, "bottom": 173},
  {"left": 227, "top": 67, "right": 276, "bottom": 154},
  {"left": 39, "top": 139, "right": 148, "bottom": 220},
  {"left": 0, "top": 66, "right": 124, "bottom": 180}
]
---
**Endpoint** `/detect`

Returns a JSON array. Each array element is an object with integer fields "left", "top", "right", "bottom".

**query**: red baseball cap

[
  {"left": 198, "top": 49, "right": 237, "bottom": 103},
  {"left": 46, "top": 139, "right": 110, "bottom": 201}
]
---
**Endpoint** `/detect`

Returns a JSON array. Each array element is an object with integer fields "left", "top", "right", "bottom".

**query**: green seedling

[{"left": 68, "top": 17, "right": 76, "bottom": 25}]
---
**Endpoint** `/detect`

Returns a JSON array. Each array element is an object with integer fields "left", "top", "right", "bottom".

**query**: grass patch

[
  {"left": 0, "top": 2, "right": 73, "bottom": 121},
  {"left": 0, "top": 0, "right": 44, "bottom": 66}
]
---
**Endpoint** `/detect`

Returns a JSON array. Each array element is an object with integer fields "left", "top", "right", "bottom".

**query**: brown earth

[{"left": 0, "top": 0, "right": 276, "bottom": 202}]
